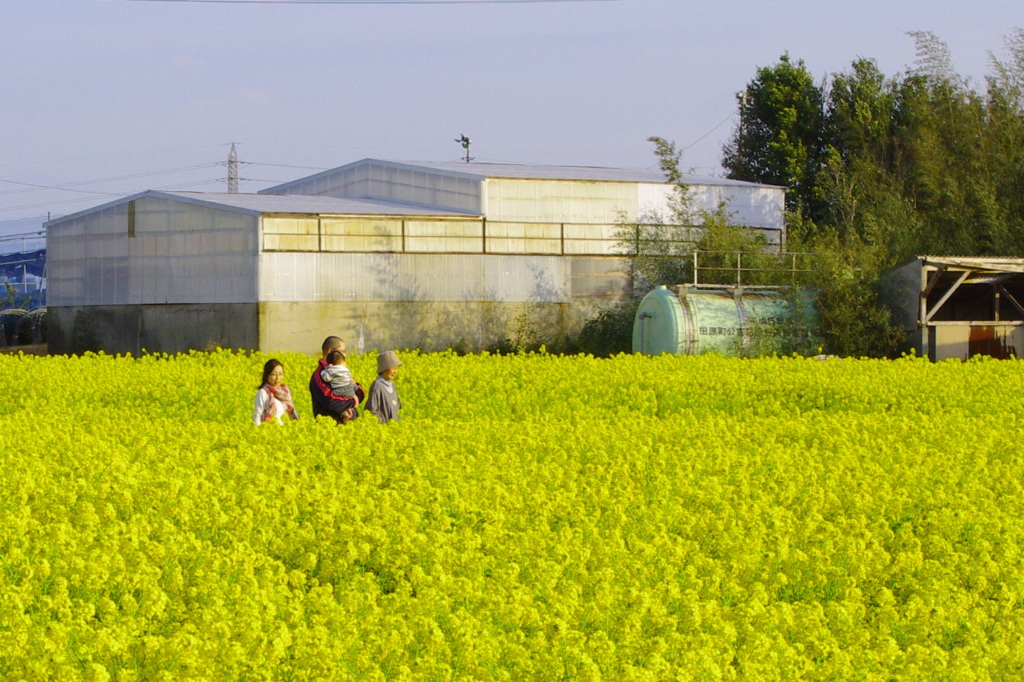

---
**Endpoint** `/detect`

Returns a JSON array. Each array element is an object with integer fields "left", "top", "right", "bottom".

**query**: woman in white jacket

[{"left": 253, "top": 359, "right": 299, "bottom": 425}]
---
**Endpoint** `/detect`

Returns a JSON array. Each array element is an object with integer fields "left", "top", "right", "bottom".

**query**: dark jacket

[{"left": 309, "top": 358, "right": 365, "bottom": 423}]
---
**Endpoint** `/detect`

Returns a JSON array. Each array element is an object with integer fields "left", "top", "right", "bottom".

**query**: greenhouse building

[{"left": 45, "top": 159, "right": 785, "bottom": 354}]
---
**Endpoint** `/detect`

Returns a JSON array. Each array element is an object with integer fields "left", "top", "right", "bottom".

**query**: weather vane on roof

[{"left": 455, "top": 134, "right": 472, "bottom": 163}]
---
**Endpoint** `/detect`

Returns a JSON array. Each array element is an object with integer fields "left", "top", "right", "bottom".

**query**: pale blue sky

[{"left": 0, "top": 0, "right": 1020, "bottom": 226}]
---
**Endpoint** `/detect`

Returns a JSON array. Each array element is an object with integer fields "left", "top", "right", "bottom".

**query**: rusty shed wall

[{"left": 879, "top": 257, "right": 1024, "bottom": 360}]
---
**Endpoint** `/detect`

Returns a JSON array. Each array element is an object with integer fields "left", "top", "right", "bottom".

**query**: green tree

[
  {"left": 722, "top": 54, "right": 828, "bottom": 227},
  {"left": 730, "top": 33, "right": 1024, "bottom": 264},
  {"left": 981, "top": 28, "right": 1024, "bottom": 254},
  {"left": 816, "top": 58, "right": 924, "bottom": 260},
  {"left": 717, "top": 31, "right": 1024, "bottom": 356}
]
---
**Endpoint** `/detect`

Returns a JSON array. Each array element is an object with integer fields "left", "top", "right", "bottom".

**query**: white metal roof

[
  {"left": 390, "top": 160, "right": 778, "bottom": 187},
  {"left": 159, "top": 191, "right": 480, "bottom": 217},
  {"left": 45, "top": 190, "right": 480, "bottom": 226},
  {"left": 259, "top": 158, "right": 784, "bottom": 194},
  {"left": 890, "top": 255, "right": 1024, "bottom": 275},
  {"left": 918, "top": 255, "right": 1024, "bottom": 274}
]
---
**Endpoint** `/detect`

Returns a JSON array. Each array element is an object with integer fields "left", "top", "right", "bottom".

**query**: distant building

[
  {"left": 0, "top": 221, "right": 47, "bottom": 311},
  {"left": 0, "top": 248, "right": 46, "bottom": 303},
  {"left": 880, "top": 256, "right": 1024, "bottom": 361},
  {"left": 45, "top": 159, "right": 785, "bottom": 355}
]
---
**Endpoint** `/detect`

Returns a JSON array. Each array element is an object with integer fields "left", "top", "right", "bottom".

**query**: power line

[
  {"left": 121, "top": 0, "right": 625, "bottom": 4},
  {"left": 682, "top": 111, "right": 737, "bottom": 153},
  {"left": 0, "top": 194, "right": 125, "bottom": 215},
  {"left": 0, "top": 180, "right": 229, "bottom": 215},
  {"left": 0, "top": 181, "right": 118, "bottom": 198},
  {"left": 249, "top": 162, "right": 331, "bottom": 171},
  {"left": 0, "top": 143, "right": 235, "bottom": 172},
  {"left": 0, "top": 163, "right": 224, "bottom": 197}
]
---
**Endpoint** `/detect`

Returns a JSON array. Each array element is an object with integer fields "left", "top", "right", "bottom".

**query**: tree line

[
  {"left": 726, "top": 30, "right": 1024, "bottom": 262},
  {"left": 581, "top": 30, "right": 1024, "bottom": 358}
]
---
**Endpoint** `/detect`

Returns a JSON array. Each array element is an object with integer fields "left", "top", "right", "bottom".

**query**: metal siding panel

[
  {"left": 259, "top": 253, "right": 570, "bottom": 303},
  {"left": 263, "top": 217, "right": 318, "bottom": 234},
  {"left": 264, "top": 234, "right": 318, "bottom": 251},
  {"left": 111, "top": 255, "right": 129, "bottom": 305},
  {"left": 129, "top": 204, "right": 257, "bottom": 305},
  {"left": 636, "top": 183, "right": 674, "bottom": 221},
  {"left": 934, "top": 325, "right": 971, "bottom": 361},
  {"left": 719, "top": 186, "right": 784, "bottom": 231},
  {"left": 485, "top": 179, "right": 640, "bottom": 223},
  {"left": 563, "top": 239, "right": 619, "bottom": 256}
]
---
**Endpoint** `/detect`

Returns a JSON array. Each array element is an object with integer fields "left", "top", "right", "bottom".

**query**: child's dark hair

[{"left": 326, "top": 350, "right": 346, "bottom": 365}]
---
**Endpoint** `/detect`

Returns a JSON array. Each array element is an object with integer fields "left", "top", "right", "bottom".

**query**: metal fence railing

[{"left": 692, "top": 250, "right": 817, "bottom": 287}]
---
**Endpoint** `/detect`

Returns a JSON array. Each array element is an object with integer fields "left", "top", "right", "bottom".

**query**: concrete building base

[
  {"left": 48, "top": 304, "right": 259, "bottom": 355},
  {"left": 47, "top": 298, "right": 619, "bottom": 356}
]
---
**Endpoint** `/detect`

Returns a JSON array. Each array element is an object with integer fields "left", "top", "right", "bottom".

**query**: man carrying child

[{"left": 309, "top": 335, "right": 365, "bottom": 424}]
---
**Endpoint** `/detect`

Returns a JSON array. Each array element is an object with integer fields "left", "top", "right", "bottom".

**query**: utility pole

[
  {"left": 738, "top": 91, "right": 748, "bottom": 167},
  {"left": 228, "top": 143, "right": 239, "bottom": 193}
]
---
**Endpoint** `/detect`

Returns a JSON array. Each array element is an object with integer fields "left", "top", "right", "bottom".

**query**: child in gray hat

[{"left": 365, "top": 350, "right": 402, "bottom": 423}]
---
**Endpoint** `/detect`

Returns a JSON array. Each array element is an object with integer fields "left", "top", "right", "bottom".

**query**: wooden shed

[{"left": 880, "top": 256, "right": 1024, "bottom": 360}]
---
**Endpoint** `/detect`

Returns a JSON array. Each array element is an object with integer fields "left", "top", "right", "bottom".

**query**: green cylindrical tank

[{"left": 632, "top": 285, "right": 819, "bottom": 356}]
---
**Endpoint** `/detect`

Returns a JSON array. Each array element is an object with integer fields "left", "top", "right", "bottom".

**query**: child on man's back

[{"left": 319, "top": 349, "right": 356, "bottom": 399}]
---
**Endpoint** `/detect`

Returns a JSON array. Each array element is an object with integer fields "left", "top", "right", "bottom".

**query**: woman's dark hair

[{"left": 260, "top": 359, "right": 283, "bottom": 388}]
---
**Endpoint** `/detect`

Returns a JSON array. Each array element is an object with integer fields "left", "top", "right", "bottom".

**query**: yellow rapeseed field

[{"left": 1, "top": 349, "right": 1023, "bottom": 680}]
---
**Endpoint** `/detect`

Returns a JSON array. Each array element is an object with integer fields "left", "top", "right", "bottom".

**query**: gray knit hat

[{"left": 377, "top": 350, "right": 402, "bottom": 373}]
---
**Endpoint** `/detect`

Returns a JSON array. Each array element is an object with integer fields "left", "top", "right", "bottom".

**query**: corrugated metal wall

[
  {"left": 268, "top": 163, "right": 785, "bottom": 235},
  {"left": 44, "top": 166, "right": 785, "bottom": 354},
  {"left": 483, "top": 179, "right": 639, "bottom": 223},
  {"left": 274, "top": 161, "right": 483, "bottom": 214},
  {"left": 259, "top": 253, "right": 571, "bottom": 303},
  {"left": 47, "top": 197, "right": 259, "bottom": 307},
  {"left": 261, "top": 216, "right": 633, "bottom": 257},
  {"left": 635, "top": 183, "right": 785, "bottom": 232}
]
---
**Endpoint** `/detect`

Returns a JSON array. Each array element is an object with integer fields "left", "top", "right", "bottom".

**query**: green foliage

[
  {"left": 690, "top": 206, "right": 781, "bottom": 287},
  {"left": 594, "top": 136, "right": 821, "bottom": 358},
  {"left": 612, "top": 136, "right": 697, "bottom": 292},
  {"left": 723, "top": 54, "right": 828, "bottom": 222},
  {"left": 617, "top": 136, "right": 782, "bottom": 292},
  {"left": 726, "top": 30, "right": 1024, "bottom": 263},
  {"left": 720, "top": 30, "right": 1024, "bottom": 356},
  {"left": 790, "top": 231, "right": 906, "bottom": 357},
  {"left": 2, "top": 283, "right": 26, "bottom": 310},
  {"left": 489, "top": 305, "right": 579, "bottom": 356},
  {"left": 576, "top": 299, "right": 638, "bottom": 357},
  {"left": 612, "top": 217, "right": 693, "bottom": 291}
]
